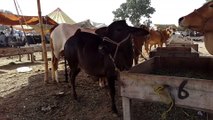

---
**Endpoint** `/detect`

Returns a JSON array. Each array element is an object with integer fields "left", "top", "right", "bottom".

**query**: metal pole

[{"left": 37, "top": 0, "right": 48, "bottom": 83}]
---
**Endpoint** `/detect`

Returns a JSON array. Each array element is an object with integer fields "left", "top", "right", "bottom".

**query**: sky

[{"left": 0, "top": 0, "right": 207, "bottom": 26}]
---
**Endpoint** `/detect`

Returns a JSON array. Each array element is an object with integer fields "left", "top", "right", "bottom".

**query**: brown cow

[
  {"left": 131, "top": 30, "right": 148, "bottom": 65},
  {"left": 179, "top": 1, "right": 213, "bottom": 33},
  {"left": 179, "top": 1, "right": 213, "bottom": 54},
  {"left": 144, "top": 27, "right": 173, "bottom": 53},
  {"left": 50, "top": 23, "right": 96, "bottom": 83}
]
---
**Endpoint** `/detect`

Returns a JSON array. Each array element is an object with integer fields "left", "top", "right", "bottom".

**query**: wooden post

[
  {"left": 31, "top": 53, "right": 34, "bottom": 63},
  {"left": 18, "top": 55, "right": 21, "bottom": 61},
  {"left": 208, "top": 113, "right": 213, "bottom": 120},
  {"left": 122, "top": 97, "right": 131, "bottom": 120},
  {"left": 37, "top": 0, "right": 48, "bottom": 83}
]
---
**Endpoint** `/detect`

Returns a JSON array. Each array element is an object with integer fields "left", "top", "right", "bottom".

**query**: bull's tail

[
  {"left": 51, "top": 54, "right": 58, "bottom": 82},
  {"left": 50, "top": 36, "right": 58, "bottom": 82}
]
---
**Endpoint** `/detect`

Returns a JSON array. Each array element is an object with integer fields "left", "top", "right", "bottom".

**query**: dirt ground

[{"left": 0, "top": 42, "right": 211, "bottom": 120}]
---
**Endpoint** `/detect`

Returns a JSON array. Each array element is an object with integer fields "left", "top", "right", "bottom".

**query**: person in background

[
  {"left": 0, "top": 32, "right": 7, "bottom": 47},
  {"left": 9, "top": 26, "right": 14, "bottom": 37}
]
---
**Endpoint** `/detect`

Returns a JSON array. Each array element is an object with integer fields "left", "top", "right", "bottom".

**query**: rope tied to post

[{"left": 153, "top": 84, "right": 175, "bottom": 120}]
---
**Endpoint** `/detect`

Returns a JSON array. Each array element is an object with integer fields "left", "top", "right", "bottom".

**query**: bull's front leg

[
  {"left": 107, "top": 75, "right": 118, "bottom": 114},
  {"left": 70, "top": 68, "right": 80, "bottom": 100}
]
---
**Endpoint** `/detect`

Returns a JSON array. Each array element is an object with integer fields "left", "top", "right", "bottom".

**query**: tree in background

[
  {"left": 0, "top": 9, "right": 12, "bottom": 14},
  {"left": 206, "top": 0, "right": 212, "bottom": 2},
  {"left": 113, "top": 0, "right": 155, "bottom": 26},
  {"left": 143, "top": 19, "right": 152, "bottom": 28}
]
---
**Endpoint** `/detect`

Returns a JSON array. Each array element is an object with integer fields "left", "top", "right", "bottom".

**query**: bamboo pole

[
  {"left": 13, "top": 0, "right": 28, "bottom": 45},
  {"left": 37, "top": 0, "right": 48, "bottom": 83}
]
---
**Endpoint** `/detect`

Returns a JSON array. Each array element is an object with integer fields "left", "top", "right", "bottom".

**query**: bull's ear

[
  {"left": 95, "top": 27, "right": 108, "bottom": 37},
  {"left": 75, "top": 29, "right": 81, "bottom": 35}
]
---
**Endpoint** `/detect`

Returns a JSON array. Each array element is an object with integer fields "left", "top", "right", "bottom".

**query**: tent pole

[
  {"left": 13, "top": 0, "right": 28, "bottom": 46},
  {"left": 37, "top": 0, "right": 48, "bottom": 83}
]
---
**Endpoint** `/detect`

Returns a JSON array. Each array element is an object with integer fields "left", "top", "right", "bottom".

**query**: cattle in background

[
  {"left": 26, "top": 35, "right": 50, "bottom": 45},
  {"left": 64, "top": 20, "right": 149, "bottom": 113},
  {"left": 7, "top": 36, "right": 26, "bottom": 47},
  {"left": 0, "top": 32, "right": 26, "bottom": 48},
  {"left": 50, "top": 23, "right": 96, "bottom": 83},
  {"left": 0, "top": 32, "right": 7, "bottom": 47},
  {"left": 167, "top": 34, "right": 194, "bottom": 45},
  {"left": 144, "top": 27, "right": 174, "bottom": 53},
  {"left": 0, "top": 31, "right": 50, "bottom": 48},
  {"left": 131, "top": 29, "right": 149, "bottom": 65}
]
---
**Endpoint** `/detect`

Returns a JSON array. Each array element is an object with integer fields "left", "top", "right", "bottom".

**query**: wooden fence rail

[{"left": 0, "top": 44, "right": 51, "bottom": 63}]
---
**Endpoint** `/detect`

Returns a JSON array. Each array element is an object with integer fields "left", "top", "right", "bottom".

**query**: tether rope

[{"left": 153, "top": 84, "right": 175, "bottom": 120}]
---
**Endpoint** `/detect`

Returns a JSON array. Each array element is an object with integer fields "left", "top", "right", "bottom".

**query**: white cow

[
  {"left": 50, "top": 23, "right": 96, "bottom": 82},
  {"left": 167, "top": 34, "right": 194, "bottom": 45}
]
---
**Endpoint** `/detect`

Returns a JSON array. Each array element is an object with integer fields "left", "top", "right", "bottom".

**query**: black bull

[{"left": 64, "top": 20, "right": 149, "bottom": 113}]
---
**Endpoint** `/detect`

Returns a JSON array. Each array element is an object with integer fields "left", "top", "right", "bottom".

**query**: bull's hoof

[
  {"left": 112, "top": 112, "right": 119, "bottom": 117},
  {"left": 112, "top": 106, "right": 118, "bottom": 115},
  {"left": 64, "top": 79, "right": 69, "bottom": 83},
  {"left": 44, "top": 80, "right": 49, "bottom": 84},
  {"left": 52, "top": 80, "right": 59, "bottom": 84},
  {"left": 73, "top": 94, "right": 78, "bottom": 100}
]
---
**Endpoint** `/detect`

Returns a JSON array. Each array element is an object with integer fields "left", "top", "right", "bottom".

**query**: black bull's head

[{"left": 95, "top": 20, "right": 149, "bottom": 71}]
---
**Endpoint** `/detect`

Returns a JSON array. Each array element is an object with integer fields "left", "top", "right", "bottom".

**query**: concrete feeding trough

[
  {"left": 149, "top": 46, "right": 199, "bottom": 58},
  {"left": 121, "top": 56, "right": 213, "bottom": 120}
]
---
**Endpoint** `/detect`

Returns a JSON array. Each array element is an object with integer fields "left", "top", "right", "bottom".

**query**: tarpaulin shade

[{"left": 0, "top": 12, "right": 58, "bottom": 25}]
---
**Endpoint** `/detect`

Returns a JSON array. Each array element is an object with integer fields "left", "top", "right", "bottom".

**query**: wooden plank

[
  {"left": 149, "top": 51, "right": 199, "bottom": 58},
  {"left": 19, "top": 47, "right": 34, "bottom": 54},
  {"left": 130, "top": 57, "right": 154, "bottom": 73},
  {"left": 0, "top": 47, "right": 34, "bottom": 57},
  {"left": 157, "top": 47, "right": 191, "bottom": 52},
  {"left": 149, "top": 46, "right": 199, "bottom": 58},
  {"left": 208, "top": 113, "right": 213, "bottom": 120},
  {"left": 120, "top": 72, "right": 213, "bottom": 113},
  {"left": 167, "top": 44, "right": 198, "bottom": 51},
  {"left": 131, "top": 56, "right": 213, "bottom": 73},
  {"left": 32, "top": 44, "right": 51, "bottom": 52},
  {"left": 122, "top": 97, "right": 131, "bottom": 120}
]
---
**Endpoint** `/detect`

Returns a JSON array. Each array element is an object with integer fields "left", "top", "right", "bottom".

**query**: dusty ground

[{"left": 0, "top": 42, "right": 211, "bottom": 120}]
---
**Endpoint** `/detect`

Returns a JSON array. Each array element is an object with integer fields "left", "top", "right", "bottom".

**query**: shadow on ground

[{"left": 0, "top": 69, "right": 207, "bottom": 120}]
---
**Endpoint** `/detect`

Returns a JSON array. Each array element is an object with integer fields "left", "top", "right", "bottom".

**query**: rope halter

[
  {"left": 102, "top": 34, "right": 131, "bottom": 71},
  {"left": 103, "top": 34, "right": 131, "bottom": 60}
]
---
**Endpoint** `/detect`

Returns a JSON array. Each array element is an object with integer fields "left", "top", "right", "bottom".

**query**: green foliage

[
  {"left": 0, "top": 9, "right": 12, "bottom": 14},
  {"left": 206, "top": 0, "right": 212, "bottom": 2},
  {"left": 143, "top": 19, "right": 152, "bottom": 28},
  {"left": 113, "top": 0, "right": 155, "bottom": 26}
]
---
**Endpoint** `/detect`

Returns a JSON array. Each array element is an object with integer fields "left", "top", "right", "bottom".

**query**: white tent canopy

[
  {"left": 48, "top": 8, "right": 76, "bottom": 24},
  {"left": 77, "top": 19, "right": 106, "bottom": 28}
]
